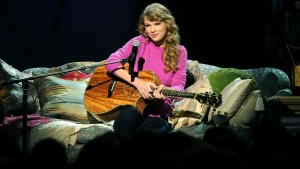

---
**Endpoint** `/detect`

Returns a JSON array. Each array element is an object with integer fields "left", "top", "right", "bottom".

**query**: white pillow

[
  {"left": 229, "top": 90, "right": 264, "bottom": 127},
  {"left": 208, "top": 78, "right": 252, "bottom": 126}
]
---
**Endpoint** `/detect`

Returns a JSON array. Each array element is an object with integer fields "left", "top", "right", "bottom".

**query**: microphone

[{"left": 128, "top": 40, "right": 140, "bottom": 81}]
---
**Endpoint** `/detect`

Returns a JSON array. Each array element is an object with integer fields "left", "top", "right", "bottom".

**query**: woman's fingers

[
  {"left": 150, "top": 84, "right": 164, "bottom": 99},
  {"left": 143, "top": 83, "right": 166, "bottom": 100}
]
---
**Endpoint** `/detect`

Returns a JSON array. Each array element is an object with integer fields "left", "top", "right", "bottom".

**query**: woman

[{"left": 105, "top": 3, "right": 187, "bottom": 140}]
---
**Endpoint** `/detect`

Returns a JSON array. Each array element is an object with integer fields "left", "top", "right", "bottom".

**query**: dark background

[{"left": 0, "top": 0, "right": 300, "bottom": 79}]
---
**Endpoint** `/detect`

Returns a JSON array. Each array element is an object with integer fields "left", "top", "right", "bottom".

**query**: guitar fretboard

[
  {"left": 151, "top": 88, "right": 222, "bottom": 108},
  {"left": 161, "top": 89, "right": 196, "bottom": 99}
]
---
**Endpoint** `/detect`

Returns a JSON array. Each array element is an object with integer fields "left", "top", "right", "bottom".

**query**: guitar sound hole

[{"left": 123, "top": 85, "right": 139, "bottom": 97}]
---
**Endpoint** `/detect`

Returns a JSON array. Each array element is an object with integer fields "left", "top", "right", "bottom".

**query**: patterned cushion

[
  {"left": 170, "top": 74, "right": 212, "bottom": 129},
  {"left": 186, "top": 60, "right": 201, "bottom": 81},
  {"left": 199, "top": 63, "right": 221, "bottom": 79},
  {"left": 48, "top": 61, "right": 100, "bottom": 78},
  {"left": 33, "top": 76, "right": 97, "bottom": 123},
  {"left": 0, "top": 59, "right": 39, "bottom": 117},
  {"left": 22, "top": 67, "right": 51, "bottom": 75},
  {"left": 68, "top": 124, "right": 114, "bottom": 163},
  {"left": 60, "top": 71, "right": 89, "bottom": 81},
  {"left": 243, "top": 68, "right": 292, "bottom": 98}
]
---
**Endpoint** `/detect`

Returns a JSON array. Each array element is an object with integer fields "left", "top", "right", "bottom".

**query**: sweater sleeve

[
  {"left": 105, "top": 38, "right": 135, "bottom": 73},
  {"left": 171, "top": 45, "right": 188, "bottom": 91}
]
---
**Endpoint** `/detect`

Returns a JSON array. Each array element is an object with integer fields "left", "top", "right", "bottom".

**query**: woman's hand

[
  {"left": 149, "top": 84, "right": 166, "bottom": 100},
  {"left": 133, "top": 78, "right": 155, "bottom": 100},
  {"left": 133, "top": 79, "right": 167, "bottom": 100}
]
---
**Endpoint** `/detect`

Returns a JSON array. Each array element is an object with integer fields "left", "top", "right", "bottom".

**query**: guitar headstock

[{"left": 195, "top": 92, "right": 222, "bottom": 108}]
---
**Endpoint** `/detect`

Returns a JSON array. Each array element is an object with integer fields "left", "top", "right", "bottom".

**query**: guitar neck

[
  {"left": 161, "top": 89, "right": 196, "bottom": 99},
  {"left": 159, "top": 88, "right": 222, "bottom": 108}
]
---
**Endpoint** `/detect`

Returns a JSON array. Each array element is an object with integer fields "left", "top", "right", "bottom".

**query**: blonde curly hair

[{"left": 137, "top": 3, "right": 181, "bottom": 73}]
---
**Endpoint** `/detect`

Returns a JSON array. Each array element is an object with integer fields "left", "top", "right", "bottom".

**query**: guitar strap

[{"left": 107, "top": 79, "right": 117, "bottom": 97}]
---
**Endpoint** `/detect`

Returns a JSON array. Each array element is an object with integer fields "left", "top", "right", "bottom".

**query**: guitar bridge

[{"left": 107, "top": 79, "right": 117, "bottom": 97}]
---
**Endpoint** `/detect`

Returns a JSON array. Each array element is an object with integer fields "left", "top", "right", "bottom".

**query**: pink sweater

[{"left": 105, "top": 35, "right": 187, "bottom": 91}]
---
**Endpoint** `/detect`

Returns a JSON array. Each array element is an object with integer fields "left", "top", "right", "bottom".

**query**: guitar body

[{"left": 84, "top": 63, "right": 161, "bottom": 122}]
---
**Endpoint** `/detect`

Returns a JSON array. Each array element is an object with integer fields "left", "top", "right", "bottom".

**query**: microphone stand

[{"left": 0, "top": 59, "right": 127, "bottom": 159}]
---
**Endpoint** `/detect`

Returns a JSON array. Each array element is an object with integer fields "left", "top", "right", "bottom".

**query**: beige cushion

[
  {"left": 229, "top": 90, "right": 264, "bottom": 127},
  {"left": 169, "top": 74, "right": 212, "bottom": 129},
  {"left": 208, "top": 78, "right": 252, "bottom": 126}
]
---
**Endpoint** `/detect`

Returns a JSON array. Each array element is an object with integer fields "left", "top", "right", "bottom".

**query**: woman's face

[{"left": 144, "top": 17, "right": 167, "bottom": 47}]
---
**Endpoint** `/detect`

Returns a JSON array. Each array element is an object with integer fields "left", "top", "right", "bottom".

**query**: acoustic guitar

[{"left": 83, "top": 63, "right": 222, "bottom": 122}]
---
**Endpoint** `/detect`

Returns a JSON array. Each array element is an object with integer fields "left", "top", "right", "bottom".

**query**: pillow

[
  {"left": 79, "top": 73, "right": 93, "bottom": 84},
  {"left": 169, "top": 74, "right": 213, "bottom": 129},
  {"left": 48, "top": 61, "right": 102, "bottom": 78},
  {"left": 80, "top": 73, "right": 92, "bottom": 80},
  {"left": 229, "top": 90, "right": 264, "bottom": 127},
  {"left": 60, "top": 71, "right": 88, "bottom": 81},
  {"left": 33, "top": 76, "right": 97, "bottom": 124},
  {"left": 22, "top": 67, "right": 51, "bottom": 75},
  {"left": 0, "top": 59, "right": 39, "bottom": 118},
  {"left": 208, "top": 78, "right": 253, "bottom": 126},
  {"left": 207, "top": 68, "right": 259, "bottom": 95}
]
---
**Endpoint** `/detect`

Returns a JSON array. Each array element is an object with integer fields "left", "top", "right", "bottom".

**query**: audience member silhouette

[
  {"left": 157, "top": 131, "right": 201, "bottom": 168},
  {"left": 245, "top": 120, "right": 300, "bottom": 168},
  {"left": 202, "top": 125, "right": 250, "bottom": 169},
  {"left": 74, "top": 131, "right": 127, "bottom": 169},
  {"left": 0, "top": 125, "right": 22, "bottom": 169},
  {"left": 29, "top": 137, "right": 68, "bottom": 169},
  {"left": 180, "top": 140, "right": 225, "bottom": 168},
  {"left": 125, "top": 130, "right": 161, "bottom": 167}
]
